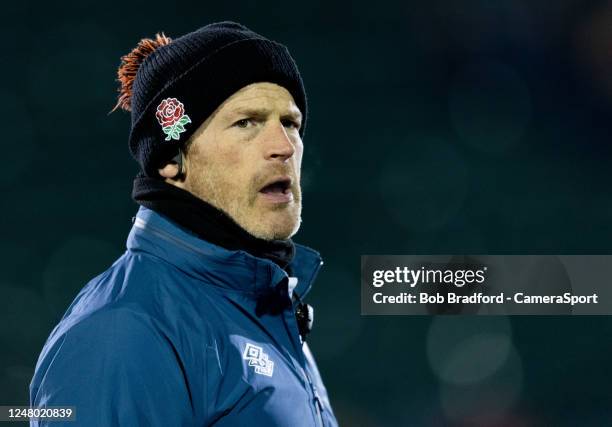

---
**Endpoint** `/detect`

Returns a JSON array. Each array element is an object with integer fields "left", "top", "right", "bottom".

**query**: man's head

[
  {"left": 159, "top": 82, "right": 303, "bottom": 240},
  {"left": 112, "top": 21, "right": 309, "bottom": 240}
]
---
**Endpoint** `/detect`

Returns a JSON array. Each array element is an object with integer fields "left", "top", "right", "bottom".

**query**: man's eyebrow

[
  {"left": 229, "top": 107, "right": 270, "bottom": 118},
  {"left": 228, "top": 107, "right": 303, "bottom": 122}
]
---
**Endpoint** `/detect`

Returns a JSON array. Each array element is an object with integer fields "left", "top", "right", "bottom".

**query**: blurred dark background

[{"left": 2, "top": 0, "right": 612, "bottom": 426}]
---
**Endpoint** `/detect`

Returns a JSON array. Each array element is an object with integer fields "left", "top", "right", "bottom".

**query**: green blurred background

[{"left": 2, "top": 0, "right": 612, "bottom": 425}]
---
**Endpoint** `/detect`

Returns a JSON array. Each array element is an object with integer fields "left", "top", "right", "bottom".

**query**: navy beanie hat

[{"left": 113, "top": 21, "right": 307, "bottom": 178}]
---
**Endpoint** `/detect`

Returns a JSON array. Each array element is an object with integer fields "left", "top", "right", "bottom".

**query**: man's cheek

[{"left": 220, "top": 146, "right": 243, "bottom": 166}]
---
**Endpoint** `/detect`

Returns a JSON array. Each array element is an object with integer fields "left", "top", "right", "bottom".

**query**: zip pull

[
  {"left": 311, "top": 384, "right": 325, "bottom": 426},
  {"left": 312, "top": 385, "right": 324, "bottom": 411},
  {"left": 303, "top": 368, "right": 325, "bottom": 426}
]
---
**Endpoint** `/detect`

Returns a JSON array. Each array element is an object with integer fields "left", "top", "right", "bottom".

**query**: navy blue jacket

[{"left": 30, "top": 206, "right": 338, "bottom": 426}]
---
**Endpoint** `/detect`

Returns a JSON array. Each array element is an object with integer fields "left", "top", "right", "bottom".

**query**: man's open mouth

[
  {"left": 259, "top": 177, "right": 292, "bottom": 195},
  {"left": 258, "top": 176, "right": 294, "bottom": 204}
]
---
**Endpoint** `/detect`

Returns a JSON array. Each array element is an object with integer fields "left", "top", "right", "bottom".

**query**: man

[{"left": 29, "top": 21, "right": 338, "bottom": 427}]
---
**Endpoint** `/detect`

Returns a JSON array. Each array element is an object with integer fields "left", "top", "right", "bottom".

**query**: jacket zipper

[
  {"left": 282, "top": 297, "right": 324, "bottom": 427},
  {"left": 288, "top": 275, "right": 325, "bottom": 427},
  {"left": 304, "top": 367, "right": 325, "bottom": 427}
]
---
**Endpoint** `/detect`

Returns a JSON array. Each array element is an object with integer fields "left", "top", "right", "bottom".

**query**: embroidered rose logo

[{"left": 155, "top": 97, "right": 192, "bottom": 141}]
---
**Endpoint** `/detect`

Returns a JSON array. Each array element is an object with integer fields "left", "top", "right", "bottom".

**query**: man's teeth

[{"left": 261, "top": 182, "right": 288, "bottom": 193}]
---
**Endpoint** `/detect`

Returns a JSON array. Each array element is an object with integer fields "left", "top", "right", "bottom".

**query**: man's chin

[
  {"left": 251, "top": 223, "right": 300, "bottom": 241},
  {"left": 240, "top": 211, "right": 301, "bottom": 241}
]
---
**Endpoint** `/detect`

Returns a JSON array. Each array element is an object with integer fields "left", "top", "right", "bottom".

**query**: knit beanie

[{"left": 111, "top": 21, "right": 307, "bottom": 178}]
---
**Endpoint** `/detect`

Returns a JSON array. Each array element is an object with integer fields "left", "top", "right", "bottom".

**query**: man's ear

[
  {"left": 158, "top": 162, "right": 181, "bottom": 179},
  {"left": 158, "top": 151, "right": 185, "bottom": 181}
]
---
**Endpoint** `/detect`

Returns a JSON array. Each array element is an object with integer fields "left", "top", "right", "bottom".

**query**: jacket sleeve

[{"left": 29, "top": 307, "right": 193, "bottom": 427}]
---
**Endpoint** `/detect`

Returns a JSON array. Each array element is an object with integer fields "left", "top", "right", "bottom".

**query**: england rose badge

[{"left": 155, "top": 97, "right": 192, "bottom": 141}]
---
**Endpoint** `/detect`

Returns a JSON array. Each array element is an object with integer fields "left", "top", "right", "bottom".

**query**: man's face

[{"left": 179, "top": 82, "right": 304, "bottom": 240}]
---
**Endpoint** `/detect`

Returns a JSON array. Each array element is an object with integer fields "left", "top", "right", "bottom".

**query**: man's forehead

[
  {"left": 227, "top": 105, "right": 303, "bottom": 121},
  {"left": 222, "top": 83, "right": 301, "bottom": 116}
]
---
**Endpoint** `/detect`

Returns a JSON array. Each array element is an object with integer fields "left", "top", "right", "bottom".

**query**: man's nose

[{"left": 263, "top": 121, "right": 295, "bottom": 162}]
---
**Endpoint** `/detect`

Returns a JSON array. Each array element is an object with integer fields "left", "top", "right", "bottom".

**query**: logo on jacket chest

[{"left": 243, "top": 343, "right": 275, "bottom": 377}]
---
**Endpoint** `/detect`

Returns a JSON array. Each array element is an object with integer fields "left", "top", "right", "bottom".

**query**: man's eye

[
  {"left": 234, "top": 118, "right": 253, "bottom": 128},
  {"left": 281, "top": 119, "right": 300, "bottom": 130}
]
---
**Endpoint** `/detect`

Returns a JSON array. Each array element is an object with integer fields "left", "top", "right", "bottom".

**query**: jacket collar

[{"left": 126, "top": 206, "right": 323, "bottom": 298}]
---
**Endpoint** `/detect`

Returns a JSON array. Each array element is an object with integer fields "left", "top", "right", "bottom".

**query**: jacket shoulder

[
  {"left": 60, "top": 250, "right": 202, "bottom": 325},
  {"left": 30, "top": 306, "right": 194, "bottom": 426}
]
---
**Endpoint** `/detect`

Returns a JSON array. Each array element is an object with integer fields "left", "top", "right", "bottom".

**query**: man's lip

[{"left": 258, "top": 191, "right": 294, "bottom": 204}]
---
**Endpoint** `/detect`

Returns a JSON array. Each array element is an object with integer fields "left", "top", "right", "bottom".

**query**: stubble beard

[{"left": 186, "top": 164, "right": 303, "bottom": 241}]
